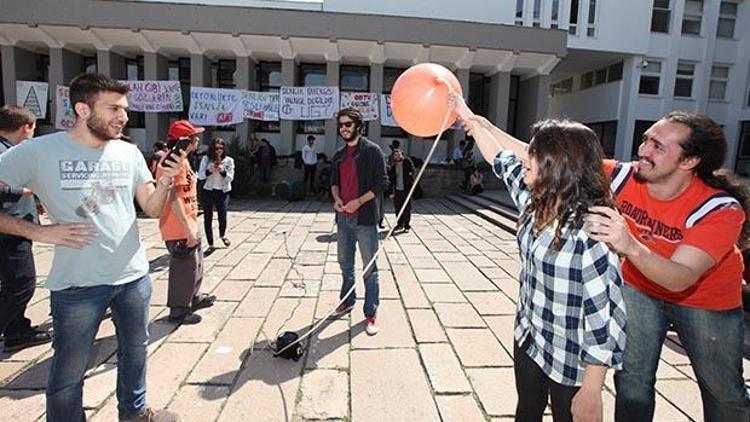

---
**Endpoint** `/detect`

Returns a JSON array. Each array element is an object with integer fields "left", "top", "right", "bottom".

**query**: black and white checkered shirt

[{"left": 493, "top": 150, "right": 627, "bottom": 386}]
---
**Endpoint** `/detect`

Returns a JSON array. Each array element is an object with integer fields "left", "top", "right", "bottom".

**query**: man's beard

[{"left": 87, "top": 111, "right": 120, "bottom": 142}]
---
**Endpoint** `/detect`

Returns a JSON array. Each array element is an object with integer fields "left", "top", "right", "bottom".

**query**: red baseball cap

[{"left": 167, "top": 120, "right": 205, "bottom": 141}]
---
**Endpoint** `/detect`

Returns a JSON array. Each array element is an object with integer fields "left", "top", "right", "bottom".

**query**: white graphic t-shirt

[{"left": 0, "top": 131, "right": 153, "bottom": 290}]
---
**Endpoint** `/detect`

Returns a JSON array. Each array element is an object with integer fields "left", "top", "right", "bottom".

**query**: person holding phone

[
  {"left": 197, "top": 137, "right": 234, "bottom": 251},
  {"left": 157, "top": 120, "right": 215, "bottom": 325}
]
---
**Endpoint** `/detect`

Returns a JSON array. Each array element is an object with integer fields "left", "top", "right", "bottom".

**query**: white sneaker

[{"left": 365, "top": 317, "right": 379, "bottom": 336}]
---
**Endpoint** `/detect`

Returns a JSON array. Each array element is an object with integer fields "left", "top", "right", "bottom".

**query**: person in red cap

[{"left": 156, "top": 120, "right": 215, "bottom": 325}]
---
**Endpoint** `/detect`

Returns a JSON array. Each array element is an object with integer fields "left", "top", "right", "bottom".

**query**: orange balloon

[{"left": 390, "top": 63, "right": 463, "bottom": 138}]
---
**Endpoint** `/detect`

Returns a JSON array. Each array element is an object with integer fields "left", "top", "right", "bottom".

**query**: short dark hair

[
  {"left": 0, "top": 106, "right": 36, "bottom": 131},
  {"left": 307, "top": 135, "right": 315, "bottom": 141},
  {"left": 69, "top": 73, "right": 129, "bottom": 117},
  {"left": 154, "top": 141, "right": 167, "bottom": 150}
]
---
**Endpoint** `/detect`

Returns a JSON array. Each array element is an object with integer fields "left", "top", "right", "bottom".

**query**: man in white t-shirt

[
  {"left": 302, "top": 135, "right": 318, "bottom": 193},
  {"left": 0, "top": 73, "right": 184, "bottom": 422}
]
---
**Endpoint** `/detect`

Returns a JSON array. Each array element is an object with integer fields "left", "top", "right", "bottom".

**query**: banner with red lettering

[
  {"left": 340, "top": 92, "right": 379, "bottom": 121},
  {"left": 120, "top": 80, "right": 183, "bottom": 112},
  {"left": 279, "top": 86, "right": 339, "bottom": 120},
  {"left": 188, "top": 87, "right": 245, "bottom": 126},
  {"left": 54, "top": 85, "right": 76, "bottom": 130}
]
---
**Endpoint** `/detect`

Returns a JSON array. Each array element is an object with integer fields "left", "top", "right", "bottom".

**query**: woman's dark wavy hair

[
  {"left": 521, "top": 119, "right": 616, "bottom": 248},
  {"left": 666, "top": 111, "right": 750, "bottom": 247},
  {"left": 207, "top": 137, "right": 226, "bottom": 162}
]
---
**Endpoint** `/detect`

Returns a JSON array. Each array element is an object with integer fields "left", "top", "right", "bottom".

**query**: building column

[
  {"left": 48, "top": 48, "right": 83, "bottom": 121},
  {"left": 614, "top": 57, "right": 641, "bottom": 161},
  {"left": 488, "top": 71, "right": 511, "bottom": 130},
  {"left": 516, "top": 74, "right": 550, "bottom": 141},
  {"left": 280, "top": 58, "right": 296, "bottom": 155},
  {"left": 324, "top": 60, "right": 340, "bottom": 158},
  {"left": 368, "top": 62, "right": 384, "bottom": 146},
  {"left": 235, "top": 56, "right": 256, "bottom": 146},
  {"left": 96, "top": 50, "right": 126, "bottom": 79},
  {"left": 144, "top": 52, "right": 169, "bottom": 149},
  {"left": 1, "top": 46, "right": 37, "bottom": 106},
  {"left": 450, "top": 68, "right": 471, "bottom": 160},
  {"left": 191, "top": 54, "right": 212, "bottom": 140}
]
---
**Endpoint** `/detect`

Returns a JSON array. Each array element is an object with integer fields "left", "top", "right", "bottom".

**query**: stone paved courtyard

[{"left": 1, "top": 198, "right": 747, "bottom": 421}]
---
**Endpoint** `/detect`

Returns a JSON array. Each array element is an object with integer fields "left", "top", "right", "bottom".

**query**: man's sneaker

[
  {"left": 167, "top": 312, "right": 202, "bottom": 325},
  {"left": 365, "top": 317, "right": 379, "bottom": 336},
  {"left": 3, "top": 328, "right": 52, "bottom": 352},
  {"left": 221, "top": 237, "right": 231, "bottom": 247},
  {"left": 121, "top": 407, "right": 181, "bottom": 422},
  {"left": 191, "top": 294, "right": 216, "bottom": 312},
  {"left": 331, "top": 303, "right": 354, "bottom": 318}
]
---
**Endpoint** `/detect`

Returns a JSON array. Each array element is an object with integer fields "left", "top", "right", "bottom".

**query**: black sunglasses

[{"left": 337, "top": 121, "right": 355, "bottom": 129}]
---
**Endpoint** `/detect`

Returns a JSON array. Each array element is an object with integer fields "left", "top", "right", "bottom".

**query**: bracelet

[{"left": 158, "top": 177, "right": 174, "bottom": 189}]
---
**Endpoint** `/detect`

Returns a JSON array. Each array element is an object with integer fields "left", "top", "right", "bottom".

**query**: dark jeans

[
  {"left": 303, "top": 164, "right": 316, "bottom": 191},
  {"left": 259, "top": 164, "right": 271, "bottom": 182},
  {"left": 462, "top": 167, "right": 472, "bottom": 190},
  {"left": 201, "top": 189, "right": 229, "bottom": 246},
  {"left": 615, "top": 285, "right": 750, "bottom": 422},
  {"left": 514, "top": 339, "right": 579, "bottom": 422},
  {"left": 0, "top": 235, "right": 36, "bottom": 337},
  {"left": 393, "top": 190, "right": 411, "bottom": 228}
]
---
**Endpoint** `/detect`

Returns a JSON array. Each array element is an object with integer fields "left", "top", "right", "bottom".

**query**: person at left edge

[{"left": 0, "top": 73, "right": 183, "bottom": 422}]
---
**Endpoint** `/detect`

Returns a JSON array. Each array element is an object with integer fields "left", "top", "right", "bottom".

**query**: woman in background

[{"left": 198, "top": 137, "right": 235, "bottom": 251}]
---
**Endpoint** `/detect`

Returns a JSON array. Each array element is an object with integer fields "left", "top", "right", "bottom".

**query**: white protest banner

[
  {"left": 188, "top": 87, "right": 245, "bottom": 126},
  {"left": 121, "top": 80, "right": 183, "bottom": 112},
  {"left": 379, "top": 94, "right": 398, "bottom": 127},
  {"left": 279, "top": 86, "right": 339, "bottom": 120},
  {"left": 55, "top": 86, "right": 76, "bottom": 130},
  {"left": 242, "top": 90, "right": 280, "bottom": 121},
  {"left": 16, "top": 81, "right": 49, "bottom": 119},
  {"left": 340, "top": 92, "right": 379, "bottom": 121}
]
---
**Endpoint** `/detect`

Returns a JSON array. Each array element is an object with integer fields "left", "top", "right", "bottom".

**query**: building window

[
  {"left": 682, "top": 0, "right": 703, "bottom": 35},
  {"left": 532, "top": 0, "right": 542, "bottom": 27},
  {"left": 735, "top": 121, "right": 750, "bottom": 176},
  {"left": 581, "top": 71, "right": 594, "bottom": 89},
  {"left": 594, "top": 68, "right": 607, "bottom": 85},
  {"left": 551, "top": 0, "right": 560, "bottom": 28},
  {"left": 607, "top": 62, "right": 624, "bottom": 82},
  {"left": 550, "top": 78, "right": 573, "bottom": 97},
  {"left": 340, "top": 65, "right": 369, "bottom": 92},
  {"left": 297, "top": 63, "right": 326, "bottom": 134},
  {"left": 674, "top": 61, "right": 695, "bottom": 98},
  {"left": 717, "top": 1, "right": 738, "bottom": 39},
  {"left": 215, "top": 59, "right": 237, "bottom": 89},
  {"left": 587, "top": 0, "right": 598, "bottom": 37},
  {"left": 469, "top": 73, "right": 490, "bottom": 117},
  {"left": 256, "top": 61, "right": 281, "bottom": 133},
  {"left": 382, "top": 67, "right": 409, "bottom": 139},
  {"left": 569, "top": 0, "right": 580, "bottom": 35},
  {"left": 125, "top": 57, "right": 145, "bottom": 128},
  {"left": 639, "top": 60, "right": 661, "bottom": 95},
  {"left": 651, "top": 0, "right": 671, "bottom": 33},
  {"left": 708, "top": 65, "right": 730, "bottom": 100},
  {"left": 83, "top": 56, "right": 97, "bottom": 74},
  {"left": 586, "top": 121, "right": 617, "bottom": 157},
  {"left": 508, "top": 75, "right": 520, "bottom": 137},
  {"left": 515, "top": 0, "right": 524, "bottom": 25}
]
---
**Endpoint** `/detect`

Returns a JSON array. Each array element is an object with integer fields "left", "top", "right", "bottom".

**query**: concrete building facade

[{"left": 1, "top": 0, "right": 748, "bottom": 173}]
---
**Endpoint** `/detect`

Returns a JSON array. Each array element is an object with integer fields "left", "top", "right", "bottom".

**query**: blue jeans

[
  {"left": 615, "top": 285, "right": 750, "bottom": 422},
  {"left": 46, "top": 275, "right": 152, "bottom": 421},
  {"left": 202, "top": 189, "right": 230, "bottom": 246},
  {"left": 336, "top": 214, "right": 379, "bottom": 318}
]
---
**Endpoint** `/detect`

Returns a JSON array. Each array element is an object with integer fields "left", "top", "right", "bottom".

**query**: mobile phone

[{"left": 161, "top": 138, "right": 192, "bottom": 166}]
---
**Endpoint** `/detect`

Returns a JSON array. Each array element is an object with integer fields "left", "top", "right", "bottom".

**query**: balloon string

[{"left": 274, "top": 98, "right": 454, "bottom": 357}]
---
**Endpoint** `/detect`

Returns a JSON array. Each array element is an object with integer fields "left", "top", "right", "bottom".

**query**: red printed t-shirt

[
  {"left": 338, "top": 145, "right": 360, "bottom": 217},
  {"left": 605, "top": 160, "right": 745, "bottom": 310},
  {"left": 157, "top": 159, "right": 198, "bottom": 241}
]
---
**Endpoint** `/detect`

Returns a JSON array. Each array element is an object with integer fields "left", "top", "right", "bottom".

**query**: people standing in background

[
  {"left": 460, "top": 139, "right": 475, "bottom": 192},
  {"left": 256, "top": 138, "right": 273, "bottom": 183},
  {"left": 453, "top": 140, "right": 465, "bottom": 170},
  {"left": 0, "top": 105, "right": 51, "bottom": 352},
  {"left": 469, "top": 166, "right": 484, "bottom": 195},
  {"left": 198, "top": 137, "right": 234, "bottom": 252},
  {"left": 302, "top": 135, "right": 318, "bottom": 193},
  {"left": 388, "top": 148, "right": 414, "bottom": 232}
]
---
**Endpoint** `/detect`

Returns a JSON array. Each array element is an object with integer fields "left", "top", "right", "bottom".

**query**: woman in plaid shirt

[{"left": 457, "top": 99, "right": 627, "bottom": 422}]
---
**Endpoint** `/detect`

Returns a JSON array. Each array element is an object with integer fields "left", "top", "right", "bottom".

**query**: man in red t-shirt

[
  {"left": 586, "top": 111, "right": 750, "bottom": 421},
  {"left": 158, "top": 120, "right": 216, "bottom": 325},
  {"left": 330, "top": 108, "right": 389, "bottom": 336}
]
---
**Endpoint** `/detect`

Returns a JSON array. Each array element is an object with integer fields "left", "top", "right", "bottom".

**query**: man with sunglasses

[{"left": 330, "top": 108, "right": 389, "bottom": 335}]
